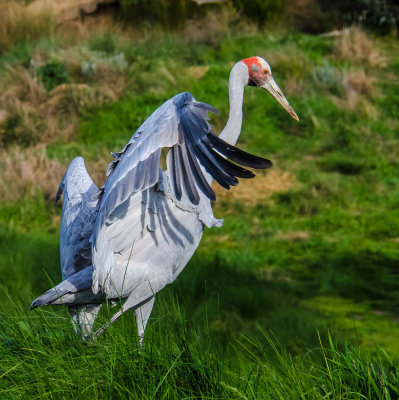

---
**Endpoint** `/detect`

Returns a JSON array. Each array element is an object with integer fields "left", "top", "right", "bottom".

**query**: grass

[
  {"left": 0, "top": 7, "right": 398, "bottom": 398},
  {"left": 1, "top": 291, "right": 399, "bottom": 399}
]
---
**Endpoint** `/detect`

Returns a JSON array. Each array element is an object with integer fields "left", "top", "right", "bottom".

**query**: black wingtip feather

[
  {"left": 185, "top": 145, "right": 216, "bottom": 201},
  {"left": 208, "top": 133, "right": 273, "bottom": 170},
  {"left": 173, "top": 95, "right": 274, "bottom": 205}
]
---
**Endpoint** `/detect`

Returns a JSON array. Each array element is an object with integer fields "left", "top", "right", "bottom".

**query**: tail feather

[{"left": 30, "top": 266, "right": 93, "bottom": 309}]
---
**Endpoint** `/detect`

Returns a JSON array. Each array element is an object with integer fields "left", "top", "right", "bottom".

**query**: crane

[{"left": 30, "top": 56, "right": 298, "bottom": 342}]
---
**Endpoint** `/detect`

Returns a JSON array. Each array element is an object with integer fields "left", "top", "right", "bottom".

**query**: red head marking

[
  {"left": 241, "top": 57, "right": 261, "bottom": 71},
  {"left": 241, "top": 57, "right": 265, "bottom": 86}
]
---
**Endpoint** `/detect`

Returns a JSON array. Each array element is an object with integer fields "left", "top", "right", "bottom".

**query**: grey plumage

[
  {"left": 29, "top": 56, "right": 297, "bottom": 342},
  {"left": 30, "top": 266, "right": 95, "bottom": 309},
  {"left": 31, "top": 157, "right": 103, "bottom": 336},
  {"left": 57, "top": 157, "right": 99, "bottom": 279},
  {"left": 30, "top": 93, "right": 270, "bottom": 340}
]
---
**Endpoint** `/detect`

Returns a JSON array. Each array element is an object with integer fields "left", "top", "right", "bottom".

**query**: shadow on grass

[{"left": 1, "top": 218, "right": 398, "bottom": 356}]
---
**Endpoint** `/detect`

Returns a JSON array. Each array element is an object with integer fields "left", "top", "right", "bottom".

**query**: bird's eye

[{"left": 263, "top": 69, "right": 268, "bottom": 75}]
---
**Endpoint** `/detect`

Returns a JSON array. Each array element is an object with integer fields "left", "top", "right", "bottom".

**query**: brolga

[{"left": 30, "top": 57, "right": 298, "bottom": 342}]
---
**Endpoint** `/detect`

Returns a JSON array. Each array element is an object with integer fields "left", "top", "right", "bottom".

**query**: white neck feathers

[{"left": 218, "top": 62, "right": 248, "bottom": 145}]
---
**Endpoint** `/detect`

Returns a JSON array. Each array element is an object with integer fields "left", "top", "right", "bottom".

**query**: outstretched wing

[
  {"left": 92, "top": 92, "right": 271, "bottom": 294},
  {"left": 58, "top": 157, "right": 100, "bottom": 279}
]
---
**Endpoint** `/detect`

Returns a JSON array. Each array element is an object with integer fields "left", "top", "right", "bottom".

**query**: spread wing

[
  {"left": 57, "top": 157, "right": 99, "bottom": 279},
  {"left": 92, "top": 92, "right": 272, "bottom": 294}
]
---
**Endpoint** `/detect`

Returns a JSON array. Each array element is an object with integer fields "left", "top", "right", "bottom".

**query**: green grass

[
  {"left": 0, "top": 20, "right": 399, "bottom": 399},
  {"left": 1, "top": 292, "right": 399, "bottom": 399}
]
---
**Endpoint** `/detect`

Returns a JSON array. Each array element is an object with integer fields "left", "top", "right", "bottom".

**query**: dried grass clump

[
  {"left": 334, "top": 27, "right": 387, "bottom": 67},
  {"left": 50, "top": 81, "right": 126, "bottom": 114},
  {"left": 183, "top": 7, "right": 254, "bottom": 46},
  {"left": 344, "top": 69, "right": 375, "bottom": 97},
  {"left": 0, "top": 66, "right": 81, "bottom": 146},
  {"left": 214, "top": 168, "right": 296, "bottom": 207},
  {"left": 0, "top": 60, "right": 126, "bottom": 146},
  {"left": 0, "top": 0, "right": 54, "bottom": 53},
  {"left": 61, "top": 11, "right": 129, "bottom": 44},
  {"left": 183, "top": 10, "right": 230, "bottom": 46},
  {"left": 276, "top": 230, "right": 310, "bottom": 241},
  {"left": 65, "top": 46, "right": 131, "bottom": 102},
  {"left": 265, "top": 47, "right": 311, "bottom": 95},
  {"left": 1, "top": 65, "right": 47, "bottom": 106},
  {"left": 0, "top": 146, "right": 66, "bottom": 202},
  {"left": 0, "top": 144, "right": 108, "bottom": 203},
  {"left": 332, "top": 69, "right": 379, "bottom": 118}
]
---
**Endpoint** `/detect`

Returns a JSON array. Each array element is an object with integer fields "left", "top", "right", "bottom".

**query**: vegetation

[{"left": 0, "top": 3, "right": 398, "bottom": 398}]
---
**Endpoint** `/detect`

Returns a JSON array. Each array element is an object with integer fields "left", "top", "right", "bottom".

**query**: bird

[{"left": 30, "top": 56, "right": 298, "bottom": 342}]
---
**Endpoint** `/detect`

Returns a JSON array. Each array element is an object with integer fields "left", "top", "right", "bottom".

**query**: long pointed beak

[{"left": 261, "top": 78, "right": 299, "bottom": 121}]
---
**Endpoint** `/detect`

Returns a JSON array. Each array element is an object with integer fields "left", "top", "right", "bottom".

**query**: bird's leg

[
  {"left": 78, "top": 304, "right": 102, "bottom": 337},
  {"left": 87, "top": 290, "right": 155, "bottom": 342},
  {"left": 68, "top": 306, "right": 81, "bottom": 336},
  {"left": 87, "top": 308, "right": 123, "bottom": 341},
  {"left": 134, "top": 296, "right": 155, "bottom": 346}
]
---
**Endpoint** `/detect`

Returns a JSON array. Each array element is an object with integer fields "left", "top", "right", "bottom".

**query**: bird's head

[{"left": 241, "top": 56, "right": 299, "bottom": 121}]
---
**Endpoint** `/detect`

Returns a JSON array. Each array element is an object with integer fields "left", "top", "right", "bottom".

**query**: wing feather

[
  {"left": 177, "top": 145, "right": 200, "bottom": 205},
  {"left": 172, "top": 146, "right": 183, "bottom": 201},
  {"left": 58, "top": 157, "right": 99, "bottom": 279},
  {"left": 92, "top": 92, "right": 272, "bottom": 294}
]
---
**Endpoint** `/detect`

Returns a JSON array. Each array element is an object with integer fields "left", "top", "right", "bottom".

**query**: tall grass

[
  {"left": 1, "top": 292, "right": 398, "bottom": 399},
  {"left": 0, "top": 1, "right": 54, "bottom": 53}
]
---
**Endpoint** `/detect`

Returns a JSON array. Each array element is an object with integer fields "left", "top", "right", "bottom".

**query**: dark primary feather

[
  {"left": 207, "top": 134, "right": 272, "bottom": 169},
  {"left": 183, "top": 143, "right": 216, "bottom": 201},
  {"left": 93, "top": 92, "right": 271, "bottom": 248},
  {"left": 170, "top": 92, "right": 272, "bottom": 202}
]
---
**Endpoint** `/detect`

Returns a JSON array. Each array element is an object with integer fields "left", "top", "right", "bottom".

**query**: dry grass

[
  {"left": 84, "top": 155, "right": 108, "bottom": 188},
  {"left": 0, "top": 61, "right": 128, "bottom": 147},
  {"left": 0, "top": 146, "right": 66, "bottom": 202},
  {"left": 327, "top": 30, "right": 383, "bottom": 118},
  {"left": 0, "top": 2, "right": 131, "bottom": 146},
  {"left": 149, "top": 63, "right": 209, "bottom": 95},
  {"left": 0, "top": 0, "right": 54, "bottom": 53},
  {"left": 256, "top": 265, "right": 292, "bottom": 282},
  {"left": 344, "top": 69, "right": 375, "bottom": 97},
  {"left": 0, "top": 66, "right": 81, "bottom": 146},
  {"left": 0, "top": 145, "right": 107, "bottom": 203},
  {"left": 213, "top": 168, "right": 297, "bottom": 207},
  {"left": 183, "top": 9, "right": 229, "bottom": 45},
  {"left": 264, "top": 46, "right": 311, "bottom": 95},
  {"left": 334, "top": 27, "right": 387, "bottom": 67},
  {"left": 275, "top": 230, "right": 310, "bottom": 241},
  {"left": 186, "top": 66, "right": 210, "bottom": 80},
  {"left": 331, "top": 68, "right": 379, "bottom": 118},
  {"left": 1, "top": 65, "right": 47, "bottom": 106},
  {"left": 183, "top": 7, "right": 255, "bottom": 46}
]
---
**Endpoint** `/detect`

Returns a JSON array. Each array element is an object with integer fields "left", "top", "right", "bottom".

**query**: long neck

[{"left": 218, "top": 62, "right": 248, "bottom": 145}]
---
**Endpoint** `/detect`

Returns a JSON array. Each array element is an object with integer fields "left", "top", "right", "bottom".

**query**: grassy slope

[{"left": 0, "top": 17, "right": 399, "bottom": 399}]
